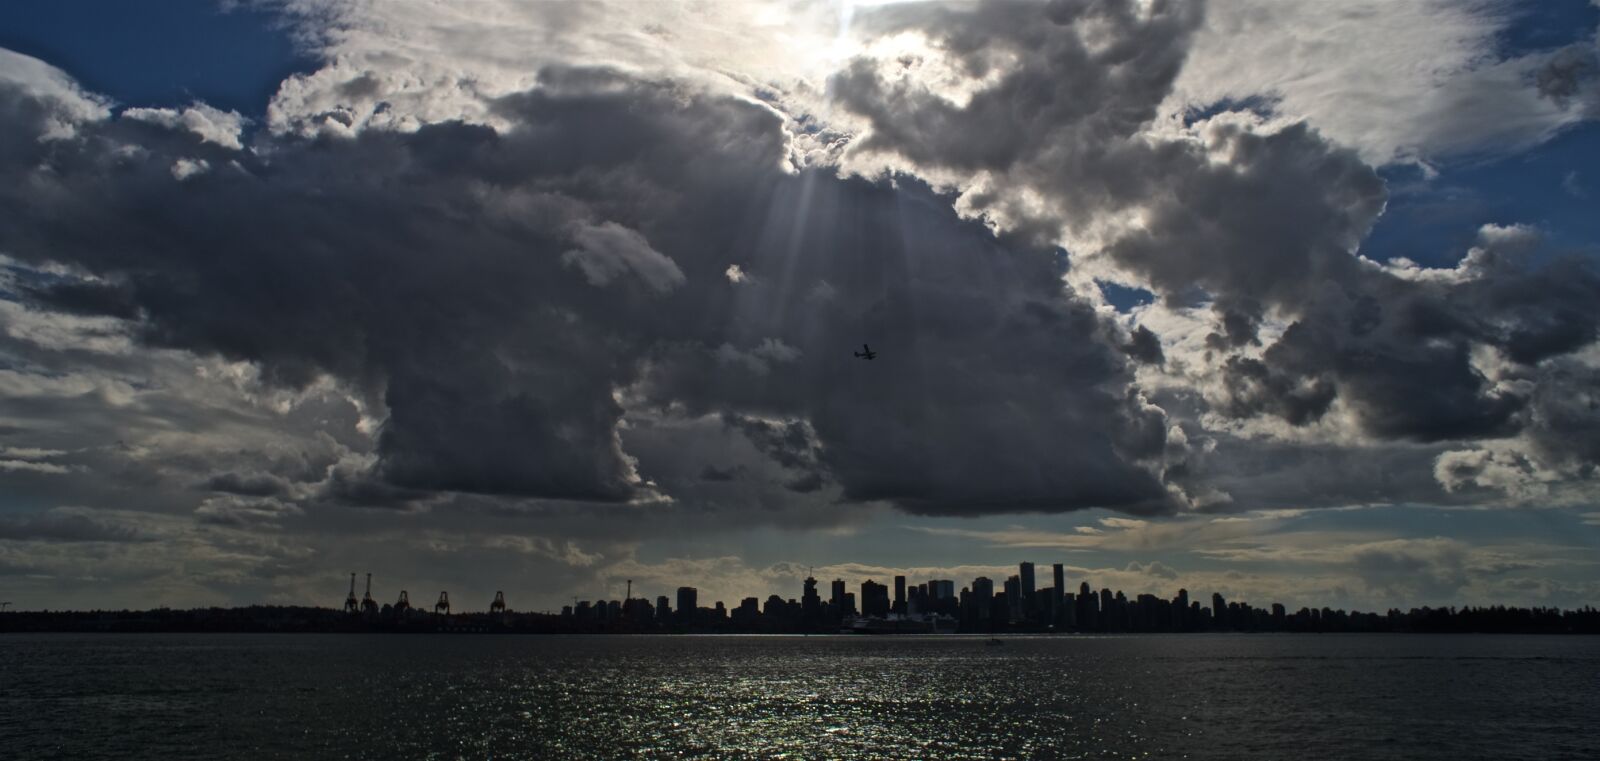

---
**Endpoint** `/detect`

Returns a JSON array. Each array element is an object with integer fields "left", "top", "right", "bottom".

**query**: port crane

[
  {"left": 361, "top": 574, "right": 379, "bottom": 615},
  {"left": 344, "top": 573, "right": 360, "bottom": 614}
]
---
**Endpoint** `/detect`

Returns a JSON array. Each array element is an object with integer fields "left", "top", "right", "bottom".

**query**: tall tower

[
  {"left": 344, "top": 573, "right": 359, "bottom": 614},
  {"left": 1052, "top": 564, "right": 1065, "bottom": 606},
  {"left": 676, "top": 587, "right": 698, "bottom": 622},
  {"left": 893, "top": 575, "right": 906, "bottom": 615},
  {"left": 802, "top": 573, "right": 821, "bottom": 620},
  {"left": 1019, "top": 562, "right": 1036, "bottom": 616}
]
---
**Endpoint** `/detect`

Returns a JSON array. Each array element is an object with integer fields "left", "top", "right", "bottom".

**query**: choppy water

[{"left": 2, "top": 633, "right": 1597, "bottom": 760}]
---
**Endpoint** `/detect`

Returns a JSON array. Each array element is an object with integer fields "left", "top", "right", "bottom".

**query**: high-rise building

[
  {"left": 830, "top": 579, "right": 847, "bottom": 609},
  {"left": 1019, "top": 562, "right": 1036, "bottom": 602},
  {"left": 1052, "top": 563, "right": 1066, "bottom": 612},
  {"left": 972, "top": 577, "right": 994, "bottom": 621},
  {"left": 1004, "top": 575, "right": 1022, "bottom": 622},
  {"left": 1037, "top": 586, "right": 1056, "bottom": 623},
  {"left": 735, "top": 597, "right": 760, "bottom": 623},
  {"left": 861, "top": 579, "right": 890, "bottom": 617},
  {"left": 676, "top": 587, "right": 698, "bottom": 622},
  {"left": 893, "top": 575, "right": 906, "bottom": 614},
  {"left": 1212, "top": 592, "right": 1226, "bottom": 629},
  {"left": 656, "top": 595, "right": 671, "bottom": 621},
  {"left": 802, "top": 575, "right": 821, "bottom": 620},
  {"left": 931, "top": 580, "right": 955, "bottom": 600}
]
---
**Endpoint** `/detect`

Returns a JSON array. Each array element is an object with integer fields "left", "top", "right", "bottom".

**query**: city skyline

[{"left": 9, "top": 555, "right": 1599, "bottom": 638}]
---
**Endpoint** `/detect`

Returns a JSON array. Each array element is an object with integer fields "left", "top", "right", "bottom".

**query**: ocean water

[{"left": 2, "top": 633, "right": 1597, "bottom": 760}]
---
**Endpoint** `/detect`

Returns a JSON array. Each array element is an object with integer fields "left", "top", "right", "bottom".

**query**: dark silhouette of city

[{"left": 4, "top": 560, "right": 1597, "bottom": 635}]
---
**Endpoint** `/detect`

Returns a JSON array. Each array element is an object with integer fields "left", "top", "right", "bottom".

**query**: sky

[{"left": 0, "top": 0, "right": 1598, "bottom": 614}]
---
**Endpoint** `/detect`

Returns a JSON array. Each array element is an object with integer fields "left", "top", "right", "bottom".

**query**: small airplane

[{"left": 853, "top": 343, "right": 877, "bottom": 360}]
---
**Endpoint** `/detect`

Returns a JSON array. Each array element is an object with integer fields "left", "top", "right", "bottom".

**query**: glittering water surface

[{"left": 3, "top": 634, "right": 1598, "bottom": 760}]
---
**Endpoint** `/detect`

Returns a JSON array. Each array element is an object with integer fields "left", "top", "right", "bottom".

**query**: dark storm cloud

[
  {"left": 1122, "top": 325, "right": 1165, "bottom": 365},
  {"left": 834, "top": 0, "right": 1203, "bottom": 175},
  {"left": 3, "top": 0, "right": 1597, "bottom": 525},
  {"left": 0, "top": 63, "right": 1180, "bottom": 516},
  {"left": 835, "top": 0, "right": 1600, "bottom": 469},
  {"left": 22, "top": 280, "right": 141, "bottom": 320},
  {"left": 0, "top": 510, "right": 144, "bottom": 542},
  {"left": 201, "top": 471, "right": 294, "bottom": 498},
  {"left": 697, "top": 464, "right": 742, "bottom": 482},
  {"left": 1211, "top": 231, "right": 1600, "bottom": 445}
]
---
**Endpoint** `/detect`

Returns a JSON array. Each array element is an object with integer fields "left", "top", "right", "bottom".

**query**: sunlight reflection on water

[{"left": 2, "top": 634, "right": 1598, "bottom": 760}]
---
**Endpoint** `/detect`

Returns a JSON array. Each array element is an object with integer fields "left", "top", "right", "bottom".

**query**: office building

[
  {"left": 1019, "top": 562, "right": 1036, "bottom": 615},
  {"left": 677, "top": 587, "right": 698, "bottom": 622},
  {"left": 861, "top": 579, "right": 890, "bottom": 617}
]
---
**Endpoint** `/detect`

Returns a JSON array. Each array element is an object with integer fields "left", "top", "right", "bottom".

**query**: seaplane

[{"left": 853, "top": 343, "right": 877, "bottom": 360}]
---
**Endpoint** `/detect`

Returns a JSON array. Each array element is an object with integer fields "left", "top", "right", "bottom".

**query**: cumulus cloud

[
  {"left": 0, "top": 0, "right": 1598, "bottom": 610},
  {"left": 194, "top": 495, "right": 304, "bottom": 527},
  {"left": 1172, "top": 0, "right": 1598, "bottom": 164},
  {"left": 122, "top": 103, "right": 248, "bottom": 150},
  {"left": 562, "top": 221, "right": 685, "bottom": 292},
  {"left": 0, "top": 50, "right": 1182, "bottom": 517}
]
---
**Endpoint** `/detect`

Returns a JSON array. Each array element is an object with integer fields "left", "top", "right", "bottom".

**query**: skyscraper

[
  {"left": 893, "top": 575, "right": 906, "bottom": 614},
  {"left": 676, "top": 586, "right": 698, "bottom": 622},
  {"left": 1004, "top": 575, "right": 1022, "bottom": 622},
  {"left": 1078, "top": 581, "right": 1096, "bottom": 630},
  {"left": 802, "top": 575, "right": 821, "bottom": 621},
  {"left": 1019, "top": 562, "right": 1036, "bottom": 615},
  {"left": 972, "top": 577, "right": 994, "bottom": 622},
  {"left": 861, "top": 579, "right": 890, "bottom": 617},
  {"left": 830, "top": 579, "right": 847, "bottom": 610},
  {"left": 1051, "top": 563, "right": 1065, "bottom": 613}
]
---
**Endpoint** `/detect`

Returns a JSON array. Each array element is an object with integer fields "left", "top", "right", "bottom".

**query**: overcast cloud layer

[{"left": 1, "top": 0, "right": 1598, "bottom": 611}]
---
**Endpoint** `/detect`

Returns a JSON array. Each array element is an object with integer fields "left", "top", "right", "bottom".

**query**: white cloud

[
  {"left": 263, "top": 0, "right": 846, "bottom": 137},
  {"left": 170, "top": 157, "right": 210, "bottom": 181},
  {"left": 1171, "top": 1, "right": 1592, "bottom": 164},
  {"left": 123, "top": 103, "right": 248, "bottom": 150},
  {"left": 0, "top": 459, "right": 72, "bottom": 474},
  {"left": 562, "top": 221, "right": 685, "bottom": 292},
  {"left": 0, "top": 48, "right": 112, "bottom": 139}
]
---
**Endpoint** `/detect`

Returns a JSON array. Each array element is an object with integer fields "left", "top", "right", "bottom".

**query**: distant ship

[{"left": 840, "top": 614, "right": 959, "bottom": 635}]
